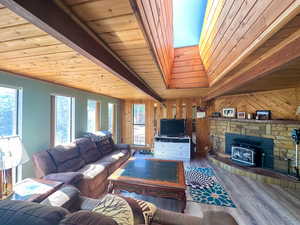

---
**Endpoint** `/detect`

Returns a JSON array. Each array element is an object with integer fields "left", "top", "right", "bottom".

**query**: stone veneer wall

[{"left": 209, "top": 118, "right": 300, "bottom": 173}]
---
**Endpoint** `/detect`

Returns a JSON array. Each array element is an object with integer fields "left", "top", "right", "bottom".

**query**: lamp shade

[{"left": 0, "top": 136, "right": 29, "bottom": 170}]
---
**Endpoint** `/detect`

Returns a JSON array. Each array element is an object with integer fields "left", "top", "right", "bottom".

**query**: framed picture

[
  {"left": 222, "top": 108, "right": 236, "bottom": 118},
  {"left": 237, "top": 112, "right": 246, "bottom": 119},
  {"left": 196, "top": 106, "right": 206, "bottom": 118}
]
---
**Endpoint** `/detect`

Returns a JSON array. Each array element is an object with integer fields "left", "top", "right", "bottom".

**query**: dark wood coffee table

[
  {"left": 6, "top": 178, "right": 63, "bottom": 202},
  {"left": 108, "top": 158, "right": 186, "bottom": 212}
]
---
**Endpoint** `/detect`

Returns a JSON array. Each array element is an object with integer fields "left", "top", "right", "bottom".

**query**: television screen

[{"left": 160, "top": 119, "right": 185, "bottom": 137}]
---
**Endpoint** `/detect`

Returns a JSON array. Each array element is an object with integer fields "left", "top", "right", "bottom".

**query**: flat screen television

[{"left": 160, "top": 119, "right": 185, "bottom": 137}]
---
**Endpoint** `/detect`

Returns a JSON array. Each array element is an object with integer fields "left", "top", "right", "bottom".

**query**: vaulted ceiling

[{"left": 0, "top": 0, "right": 299, "bottom": 101}]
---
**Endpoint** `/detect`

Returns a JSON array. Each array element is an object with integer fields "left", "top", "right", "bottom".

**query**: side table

[{"left": 4, "top": 178, "right": 63, "bottom": 202}]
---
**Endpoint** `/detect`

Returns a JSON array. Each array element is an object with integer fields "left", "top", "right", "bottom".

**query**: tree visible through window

[
  {"left": 0, "top": 87, "right": 18, "bottom": 137},
  {"left": 54, "top": 95, "right": 74, "bottom": 145},
  {"left": 133, "top": 104, "right": 145, "bottom": 145},
  {"left": 87, "top": 100, "right": 97, "bottom": 132},
  {"left": 108, "top": 103, "right": 115, "bottom": 136}
]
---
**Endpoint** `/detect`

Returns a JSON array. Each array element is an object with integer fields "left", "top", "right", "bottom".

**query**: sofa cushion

[
  {"left": 59, "top": 210, "right": 118, "bottom": 225},
  {"left": 75, "top": 138, "right": 102, "bottom": 164},
  {"left": 47, "top": 143, "right": 85, "bottom": 173},
  {"left": 41, "top": 185, "right": 80, "bottom": 210},
  {"left": 44, "top": 172, "right": 83, "bottom": 185},
  {"left": 0, "top": 200, "right": 68, "bottom": 225},
  {"left": 32, "top": 150, "right": 57, "bottom": 178},
  {"left": 100, "top": 151, "right": 126, "bottom": 163},
  {"left": 78, "top": 163, "right": 108, "bottom": 180},
  {"left": 97, "top": 150, "right": 130, "bottom": 174}
]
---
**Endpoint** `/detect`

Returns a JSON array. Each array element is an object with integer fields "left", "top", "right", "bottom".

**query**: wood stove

[
  {"left": 225, "top": 133, "right": 273, "bottom": 169},
  {"left": 231, "top": 145, "right": 256, "bottom": 166}
]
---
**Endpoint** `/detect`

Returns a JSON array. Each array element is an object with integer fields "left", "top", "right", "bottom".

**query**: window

[
  {"left": 52, "top": 95, "right": 75, "bottom": 145},
  {"left": 87, "top": 100, "right": 97, "bottom": 132},
  {"left": 0, "top": 87, "right": 20, "bottom": 137},
  {"left": 133, "top": 104, "right": 145, "bottom": 145},
  {"left": 0, "top": 86, "right": 22, "bottom": 184},
  {"left": 108, "top": 103, "right": 115, "bottom": 136}
]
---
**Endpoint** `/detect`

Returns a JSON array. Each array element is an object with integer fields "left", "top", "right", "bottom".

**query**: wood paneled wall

[
  {"left": 199, "top": 0, "right": 297, "bottom": 86},
  {"left": 121, "top": 98, "right": 210, "bottom": 155},
  {"left": 209, "top": 88, "right": 300, "bottom": 120},
  {"left": 121, "top": 88, "right": 300, "bottom": 158}
]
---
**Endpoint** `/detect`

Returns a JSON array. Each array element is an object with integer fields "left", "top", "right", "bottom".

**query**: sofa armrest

[
  {"left": 44, "top": 172, "right": 83, "bottom": 185},
  {"left": 41, "top": 185, "right": 80, "bottom": 210},
  {"left": 113, "top": 144, "right": 130, "bottom": 151},
  {"left": 153, "top": 209, "right": 202, "bottom": 225}
]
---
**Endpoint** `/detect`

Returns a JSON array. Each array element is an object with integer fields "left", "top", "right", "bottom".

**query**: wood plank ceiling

[
  {"left": 0, "top": 3, "right": 149, "bottom": 99},
  {"left": 199, "top": 0, "right": 300, "bottom": 91},
  {"left": 169, "top": 46, "right": 208, "bottom": 89},
  {"left": 60, "top": 0, "right": 210, "bottom": 99},
  {"left": 205, "top": 12, "right": 300, "bottom": 100}
]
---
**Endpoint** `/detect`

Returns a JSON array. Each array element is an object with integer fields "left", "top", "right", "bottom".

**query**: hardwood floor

[
  {"left": 123, "top": 153, "right": 300, "bottom": 225},
  {"left": 188, "top": 158, "right": 300, "bottom": 225}
]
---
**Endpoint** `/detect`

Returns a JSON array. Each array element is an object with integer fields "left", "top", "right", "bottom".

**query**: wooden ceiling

[
  {"left": 169, "top": 46, "right": 208, "bottom": 89},
  {"left": 0, "top": 0, "right": 300, "bottom": 101},
  {"left": 199, "top": 0, "right": 299, "bottom": 86},
  {"left": 205, "top": 12, "right": 300, "bottom": 100},
  {"left": 0, "top": 2, "right": 150, "bottom": 99},
  {"left": 60, "top": 0, "right": 209, "bottom": 99}
]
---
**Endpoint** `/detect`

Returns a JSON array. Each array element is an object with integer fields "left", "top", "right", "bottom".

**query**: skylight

[{"left": 173, "top": 0, "right": 208, "bottom": 48}]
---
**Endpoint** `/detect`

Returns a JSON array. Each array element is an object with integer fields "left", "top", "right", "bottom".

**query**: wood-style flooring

[{"left": 122, "top": 153, "right": 300, "bottom": 225}]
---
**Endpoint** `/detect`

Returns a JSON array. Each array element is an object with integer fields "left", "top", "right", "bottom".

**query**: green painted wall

[{"left": 0, "top": 71, "right": 121, "bottom": 178}]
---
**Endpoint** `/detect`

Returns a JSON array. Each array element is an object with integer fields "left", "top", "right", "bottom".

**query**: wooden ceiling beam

[
  {"left": 0, "top": 0, "right": 163, "bottom": 102},
  {"left": 204, "top": 29, "right": 300, "bottom": 101}
]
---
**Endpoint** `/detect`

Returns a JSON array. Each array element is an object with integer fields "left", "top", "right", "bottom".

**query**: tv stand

[{"left": 154, "top": 136, "right": 191, "bottom": 161}]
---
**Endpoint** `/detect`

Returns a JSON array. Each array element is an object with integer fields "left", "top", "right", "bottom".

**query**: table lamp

[{"left": 0, "top": 136, "right": 29, "bottom": 196}]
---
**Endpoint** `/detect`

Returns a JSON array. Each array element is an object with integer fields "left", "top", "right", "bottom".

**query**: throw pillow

[
  {"left": 83, "top": 131, "right": 114, "bottom": 155},
  {"left": 93, "top": 194, "right": 157, "bottom": 225},
  {"left": 97, "top": 137, "right": 114, "bottom": 155}
]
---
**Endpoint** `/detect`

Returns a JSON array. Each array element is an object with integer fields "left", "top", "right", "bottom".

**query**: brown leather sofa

[{"left": 32, "top": 133, "right": 131, "bottom": 198}]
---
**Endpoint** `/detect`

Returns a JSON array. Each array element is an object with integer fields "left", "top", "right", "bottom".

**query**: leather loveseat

[{"left": 32, "top": 132, "right": 131, "bottom": 198}]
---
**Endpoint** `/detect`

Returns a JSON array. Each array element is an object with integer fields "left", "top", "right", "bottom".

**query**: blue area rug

[{"left": 185, "top": 167, "right": 236, "bottom": 208}]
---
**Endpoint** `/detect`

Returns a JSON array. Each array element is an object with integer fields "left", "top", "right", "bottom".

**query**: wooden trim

[
  {"left": 210, "top": 1, "right": 300, "bottom": 86},
  {"left": 50, "top": 95, "right": 55, "bottom": 147},
  {"left": 0, "top": 0, "right": 163, "bottom": 102},
  {"left": 209, "top": 117, "right": 300, "bottom": 124},
  {"left": 205, "top": 29, "right": 300, "bottom": 100}
]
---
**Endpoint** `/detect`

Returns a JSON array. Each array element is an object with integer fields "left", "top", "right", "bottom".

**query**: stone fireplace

[{"left": 209, "top": 118, "right": 300, "bottom": 174}]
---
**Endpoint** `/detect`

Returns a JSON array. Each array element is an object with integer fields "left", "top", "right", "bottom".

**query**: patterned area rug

[{"left": 185, "top": 167, "right": 236, "bottom": 208}]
